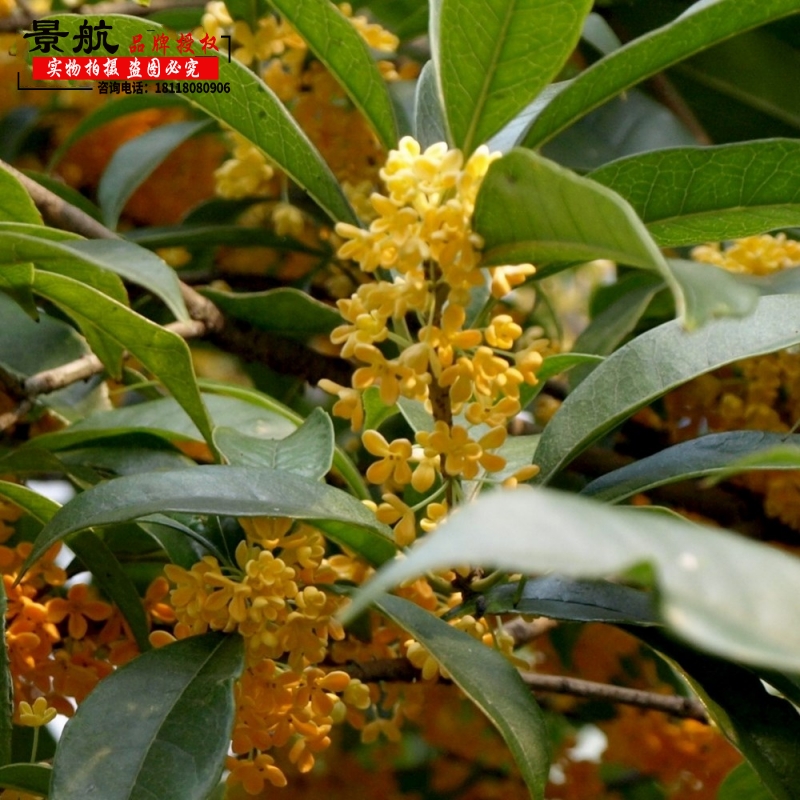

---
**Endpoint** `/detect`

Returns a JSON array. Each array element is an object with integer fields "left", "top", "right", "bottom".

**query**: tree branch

[
  {"left": 341, "top": 658, "right": 708, "bottom": 722},
  {"left": 0, "top": 159, "right": 352, "bottom": 403}
]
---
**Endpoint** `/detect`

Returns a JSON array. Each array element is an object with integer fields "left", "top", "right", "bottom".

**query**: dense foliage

[{"left": 2, "top": 0, "right": 800, "bottom": 798}]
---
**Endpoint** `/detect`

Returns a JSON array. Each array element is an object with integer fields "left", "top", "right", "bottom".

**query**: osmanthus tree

[{"left": 2, "top": 0, "right": 800, "bottom": 798}]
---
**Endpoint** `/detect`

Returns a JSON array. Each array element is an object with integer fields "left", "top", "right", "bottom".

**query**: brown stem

[{"left": 340, "top": 658, "right": 707, "bottom": 722}]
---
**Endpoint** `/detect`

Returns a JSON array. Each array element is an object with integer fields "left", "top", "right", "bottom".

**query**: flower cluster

[
  {"left": 322, "top": 136, "right": 541, "bottom": 546},
  {"left": 163, "top": 517, "right": 375, "bottom": 793}
]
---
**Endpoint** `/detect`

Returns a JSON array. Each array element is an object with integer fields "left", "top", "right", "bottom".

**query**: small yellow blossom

[
  {"left": 18, "top": 697, "right": 57, "bottom": 727},
  {"left": 362, "top": 430, "right": 413, "bottom": 485}
]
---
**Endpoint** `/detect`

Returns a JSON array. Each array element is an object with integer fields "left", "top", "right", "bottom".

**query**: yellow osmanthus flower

[
  {"left": 692, "top": 233, "right": 800, "bottom": 275},
  {"left": 18, "top": 696, "right": 57, "bottom": 727}
]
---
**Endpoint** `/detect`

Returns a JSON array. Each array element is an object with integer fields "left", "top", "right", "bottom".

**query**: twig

[
  {"left": 340, "top": 658, "right": 708, "bottom": 722},
  {"left": 0, "top": 159, "right": 352, "bottom": 396}
]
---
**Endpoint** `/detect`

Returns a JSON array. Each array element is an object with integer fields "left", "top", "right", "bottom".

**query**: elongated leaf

[
  {"left": 474, "top": 148, "right": 673, "bottom": 278},
  {"left": 534, "top": 294, "right": 800, "bottom": 484},
  {"left": 126, "top": 224, "right": 324, "bottom": 253},
  {"left": 199, "top": 287, "right": 341, "bottom": 341},
  {"left": 0, "top": 481, "right": 150, "bottom": 651},
  {"left": 343, "top": 486, "right": 800, "bottom": 671},
  {"left": 63, "top": 239, "right": 189, "bottom": 321},
  {"left": 414, "top": 60, "right": 448, "bottom": 149},
  {"left": 432, "top": 0, "right": 592, "bottom": 153},
  {"left": 640, "top": 629, "right": 800, "bottom": 800},
  {"left": 0, "top": 764, "right": 51, "bottom": 795},
  {"left": 374, "top": 594, "right": 549, "bottom": 800},
  {"left": 719, "top": 763, "right": 774, "bottom": 800},
  {"left": 48, "top": 93, "right": 185, "bottom": 170},
  {"left": 0, "top": 167, "right": 42, "bottom": 225},
  {"left": 24, "top": 466, "right": 395, "bottom": 570},
  {"left": 51, "top": 632, "right": 243, "bottom": 800},
  {"left": 99, "top": 121, "right": 212, "bottom": 229},
  {"left": 0, "top": 222, "right": 79, "bottom": 242},
  {"left": 0, "top": 262, "right": 36, "bottom": 320},
  {"left": 589, "top": 140, "right": 800, "bottom": 247},
  {"left": 367, "top": 0, "right": 428, "bottom": 40},
  {"left": 521, "top": 0, "right": 800, "bottom": 148},
  {"left": 32, "top": 271, "right": 214, "bottom": 449},
  {"left": 569, "top": 274, "right": 662, "bottom": 387},
  {"left": 215, "top": 406, "right": 334, "bottom": 480},
  {"left": 583, "top": 431, "right": 800, "bottom": 503},
  {"left": 519, "top": 353, "right": 604, "bottom": 406},
  {"left": 267, "top": 0, "right": 397, "bottom": 149},
  {"left": 44, "top": 15, "right": 357, "bottom": 225},
  {"left": 453, "top": 575, "right": 659, "bottom": 625}
]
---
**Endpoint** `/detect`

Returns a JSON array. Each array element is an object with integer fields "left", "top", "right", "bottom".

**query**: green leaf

[
  {"left": 0, "top": 481, "right": 150, "bottom": 651},
  {"left": 582, "top": 431, "right": 800, "bottom": 503},
  {"left": 362, "top": 386, "right": 399, "bottom": 431},
  {"left": 0, "top": 262, "right": 36, "bottom": 321},
  {"left": 0, "top": 764, "right": 52, "bottom": 796},
  {"left": 589, "top": 140, "right": 800, "bottom": 247},
  {"left": 569, "top": 274, "right": 663, "bottom": 387},
  {"left": 432, "top": 0, "right": 592, "bottom": 153},
  {"left": 31, "top": 271, "right": 214, "bottom": 450},
  {"left": 521, "top": 0, "right": 800, "bottom": 148},
  {"left": 44, "top": 15, "right": 357, "bottom": 226},
  {"left": 215, "top": 406, "right": 334, "bottom": 480},
  {"left": 342, "top": 486, "right": 800, "bottom": 671},
  {"left": 0, "top": 166, "right": 42, "bottom": 225},
  {"left": 0, "top": 222, "right": 80, "bottom": 242},
  {"left": 397, "top": 396, "right": 434, "bottom": 433},
  {"left": 21, "top": 169, "right": 104, "bottom": 223},
  {"left": 63, "top": 239, "right": 189, "bottom": 321},
  {"left": 718, "top": 764, "right": 772, "bottom": 800},
  {"left": 25, "top": 466, "right": 396, "bottom": 570},
  {"left": 534, "top": 294, "right": 800, "bottom": 484},
  {"left": 640, "top": 629, "right": 800, "bottom": 800},
  {"left": 126, "top": 224, "right": 325, "bottom": 253},
  {"left": 98, "top": 120, "right": 212, "bottom": 230},
  {"left": 668, "top": 258, "right": 760, "bottom": 330},
  {"left": 474, "top": 149, "right": 674, "bottom": 283},
  {"left": 414, "top": 60, "right": 448, "bottom": 149},
  {"left": 200, "top": 382, "right": 371, "bottom": 500},
  {"left": 199, "top": 287, "right": 341, "bottom": 341},
  {"left": 367, "top": 0, "right": 429, "bottom": 40},
  {"left": 374, "top": 594, "right": 549, "bottom": 800},
  {"left": 47, "top": 94, "right": 185, "bottom": 170},
  {"left": 267, "top": 0, "right": 398, "bottom": 149},
  {"left": 51, "top": 632, "right": 243, "bottom": 800},
  {"left": 454, "top": 575, "right": 660, "bottom": 625}
]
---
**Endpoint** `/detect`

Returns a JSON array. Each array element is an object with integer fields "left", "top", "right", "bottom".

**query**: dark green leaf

[
  {"left": 199, "top": 287, "right": 341, "bottom": 341},
  {"left": 137, "top": 515, "right": 225, "bottom": 568},
  {"left": 215, "top": 406, "right": 334, "bottom": 480},
  {"left": 343, "top": 486, "right": 800, "bottom": 671},
  {"left": 519, "top": 353, "right": 604, "bottom": 407},
  {"left": 267, "top": 0, "right": 398, "bottom": 149},
  {"left": 474, "top": 149, "right": 671, "bottom": 274},
  {"left": 126, "top": 224, "right": 324, "bottom": 253},
  {"left": 582, "top": 431, "right": 800, "bottom": 503},
  {"left": 366, "top": 0, "right": 428, "bottom": 40},
  {"left": 362, "top": 386, "right": 399, "bottom": 431},
  {"left": 374, "top": 594, "right": 549, "bottom": 800},
  {"left": 534, "top": 294, "right": 800, "bottom": 484},
  {"left": 455, "top": 575, "right": 659, "bottom": 625},
  {"left": 62, "top": 239, "right": 189, "bottom": 322},
  {"left": 25, "top": 466, "right": 395, "bottom": 570},
  {"left": 433, "top": 0, "right": 592, "bottom": 153},
  {"left": 0, "top": 764, "right": 52, "bottom": 795},
  {"left": 51, "top": 632, "right": 244, "bottom": 800},
  {"left": 590, "top": 140, "right": 800, "bottom": 247},
  {"left": 0, "top": 167, "right": 42, "bottom": 225},
  {"left": 32, "top": 271, "right": 214, "bottom": 450},
  {"left": 98, "top": 120, "right": 212, "bottom": 230},
  {"left": 521, "top": 0, "right": 800, "bottom": 148}
]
